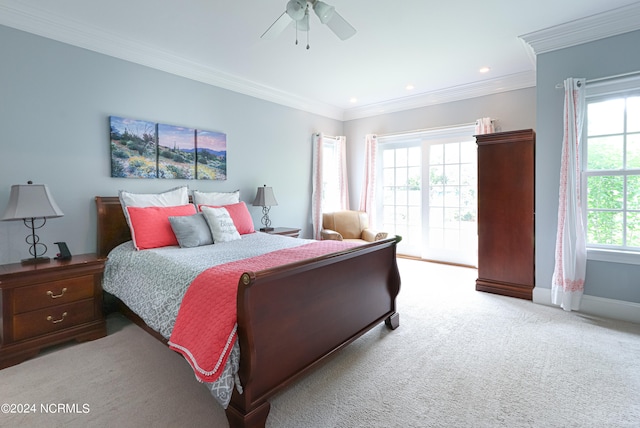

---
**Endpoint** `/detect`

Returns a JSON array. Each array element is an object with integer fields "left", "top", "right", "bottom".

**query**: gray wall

[
  {"left": 344, "top": 88, "right": 537, "bottom": 213},
  {"left": 0, "top": 25, "right": 342, "bottom": 264},
  {"left": 536, "top": 30, "right": 640, "bottom": 304},
  {"left": 3, "top": 20, "right": 637, "bottom": 307}
]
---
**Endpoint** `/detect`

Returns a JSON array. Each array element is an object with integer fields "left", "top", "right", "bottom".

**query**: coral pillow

[
  {"left": 127, "top": 204, "right": 196, "bottom": 250},
  {"left": 199, "top": 201, "right": 255, "bottom": 235}
]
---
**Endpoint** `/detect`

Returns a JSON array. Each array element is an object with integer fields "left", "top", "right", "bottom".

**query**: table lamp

[
  {"left": 252, "top": 184, "right": 278, "bottom": 231},
  {"left": 1, "top": 181, "right": 64, "bottom": 264}
]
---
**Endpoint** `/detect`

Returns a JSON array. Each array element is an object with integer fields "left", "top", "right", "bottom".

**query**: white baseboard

[{"left": 533, "top": 287, "right": 640, "bottom": 324}]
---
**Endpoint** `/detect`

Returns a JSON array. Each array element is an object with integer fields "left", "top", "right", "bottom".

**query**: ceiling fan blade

[
  {"left": 326, "top": 10, "right": 356, "bottom": 41},
  {"left": 261, "top": 11, "right": 293, "bottom": 39}
]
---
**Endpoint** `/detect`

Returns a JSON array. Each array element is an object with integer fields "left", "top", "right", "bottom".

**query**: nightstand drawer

[
  {"left": 12, "top": 275, "right": 95, "bottom": 314},
  {"left": 12, "top": 299, "right": 96, "bottom": 342}
]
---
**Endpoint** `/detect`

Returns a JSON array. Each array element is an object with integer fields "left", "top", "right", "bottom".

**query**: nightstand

[
  {"left": 264, "top": 227, "right": 301, "bottom": 238},
  {"left": 0, "top": 253, "right": 107, "bottom": 369}
]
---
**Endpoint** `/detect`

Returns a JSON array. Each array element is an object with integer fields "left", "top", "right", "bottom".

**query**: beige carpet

[{"left": 1, "top": 258, "right": 639, "bottom": 428}]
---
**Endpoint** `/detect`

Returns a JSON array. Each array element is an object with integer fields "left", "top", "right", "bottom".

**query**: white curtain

[
  {"left": 312, "top": 133, "right": 349, "bottom": 240},
  {"left": 336, "top": 136, "right": 350, "bottom": 211},
  {"left": 552, "top": 77, "right": 587, "bottom": 311},
  {"left": 359, "top": 134, "right": 377, "bottom": 227},
  {"left": 475, "top": 117, "right": 495, "bottom": 135}
]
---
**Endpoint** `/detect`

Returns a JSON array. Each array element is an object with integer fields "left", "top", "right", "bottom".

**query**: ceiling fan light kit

[
  {"left": 262, "top": 0, "right": 355, "bottom": 48},
  {"left": 314, "top": 1, "right": 335, "bottom": 24},
  {"left": 286, "top": 0, "right": 306, "bottom": 21}
]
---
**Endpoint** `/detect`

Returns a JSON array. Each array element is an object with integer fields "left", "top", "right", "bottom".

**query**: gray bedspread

[{"left": 102, "top": 232, "right": 312, "bottom": 407}]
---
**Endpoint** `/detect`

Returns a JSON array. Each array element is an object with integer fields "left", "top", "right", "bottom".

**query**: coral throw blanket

[{"left": 168, "top": 240, "right": 359, "bottom": 383}]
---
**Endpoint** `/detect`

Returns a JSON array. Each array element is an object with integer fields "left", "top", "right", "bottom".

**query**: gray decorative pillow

[{"left": 168, "top": 213, "right": 214, "bottom": 248}]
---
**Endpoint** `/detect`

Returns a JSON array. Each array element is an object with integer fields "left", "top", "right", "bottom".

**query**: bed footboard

[{"left": 226, "top": 238, "right": 401, "bottom": 428}]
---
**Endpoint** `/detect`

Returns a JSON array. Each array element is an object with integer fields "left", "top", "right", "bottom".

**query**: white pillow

[
  {"left": 119, "top": 186, "right": 189, "bottom": 227},
  {"left": 192, "top": 190, "right": 239, "bottom": 207},
  {"left": 200, "top": 206, "right": 241, "bottom": 243}
]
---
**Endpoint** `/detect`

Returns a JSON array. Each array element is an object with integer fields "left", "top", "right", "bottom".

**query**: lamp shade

[
  {"left": 1, "top": 183, "right": 64, "bottom": 221},
  {"left": 252, "top": 185, "right": 278, "bottom": 207},
  {"left": 314, "top": 1, "right": 335, "bottom": 24}
]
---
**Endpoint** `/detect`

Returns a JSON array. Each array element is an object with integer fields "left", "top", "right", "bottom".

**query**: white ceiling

[{"left": 1, "top": 0, "right": 640, "bottom": 120}]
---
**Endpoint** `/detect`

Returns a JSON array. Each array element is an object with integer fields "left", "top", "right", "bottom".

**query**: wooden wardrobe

[{"left": 475, "top": 129, "right": 535, "bottom": 300}]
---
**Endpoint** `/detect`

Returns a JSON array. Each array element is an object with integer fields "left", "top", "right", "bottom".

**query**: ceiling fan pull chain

[
  {"left": 295, "top": 20, "right": 299, "bottom": 45},
  {"left": 306, "top": 4, "right": 310, "bottom": 49}
]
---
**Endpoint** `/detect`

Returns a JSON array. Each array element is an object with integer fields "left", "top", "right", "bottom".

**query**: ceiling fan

[{"left": 261, "top": 0, "right": 356, "bottom": 49}]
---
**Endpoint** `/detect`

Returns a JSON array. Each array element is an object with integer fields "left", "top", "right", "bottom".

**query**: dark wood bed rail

[{"left": 95, "top": 196, "right": 401, "bottom": 428}]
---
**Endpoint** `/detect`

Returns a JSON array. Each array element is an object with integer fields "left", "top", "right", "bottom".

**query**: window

[
  {"left": 584, "top": 78, "right": 640, "bottom": 264},
  {"left": 321, "top": 137, "right": 341, "bottom": 212}
]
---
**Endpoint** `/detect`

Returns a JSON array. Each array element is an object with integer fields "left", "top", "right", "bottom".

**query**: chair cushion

[{"left": 322, "top": 211, "right": 369, "bottom": 240}]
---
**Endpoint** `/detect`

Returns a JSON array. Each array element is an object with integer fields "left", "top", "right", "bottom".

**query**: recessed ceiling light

[
  {"left": 405, "top": 84, "right": 415, "bottom": 90},
  {"left": 479, "top": 67, "right": 491, "bottom": 73},
  {"left": 350, "top": 97, "right": 358, "bottom": 103}
]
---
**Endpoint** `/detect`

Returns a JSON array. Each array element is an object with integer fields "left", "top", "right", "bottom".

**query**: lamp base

[
  {"left": 260, "top": 227, "right": 275, "bottom": 232},
  {"left": 21, "top": 256, "right": 51, "bottom": 266}
]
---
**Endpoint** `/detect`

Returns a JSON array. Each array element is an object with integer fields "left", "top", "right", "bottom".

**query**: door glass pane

[
  {"left": 408, "top": 186, "right": 421, "bottom": 205},
  {"left": 430, "top": 144, "right": 444, "bottom": 165},
  {"left": 444, "top": 143, "right": 459, "bottom": 164},
  {"left": 445, "top": 164, "right": 460, "bottom": 185},
  {"left": 444, "top": 186, "right": 459, "bottom": 206}
]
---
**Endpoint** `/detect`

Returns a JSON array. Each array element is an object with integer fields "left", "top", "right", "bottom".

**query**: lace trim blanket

[
  {"left": 168, "top": 240, "right": 359, "bottom": 383},
  {"left": 102, "top": 233, "right": 314, "bottom": 408}
]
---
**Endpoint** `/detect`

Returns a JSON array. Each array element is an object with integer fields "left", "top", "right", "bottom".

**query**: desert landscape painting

[{"left": 110, "top": 116, "right": 227, "bottom": 180}]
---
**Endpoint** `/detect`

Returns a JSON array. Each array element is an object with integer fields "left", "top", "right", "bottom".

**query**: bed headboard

[
  {"left": 95, "top": 196, "right": 130, "bottom": 259},
  {"left": 95, "top": 195, "right": 198, "bottom": 258}
]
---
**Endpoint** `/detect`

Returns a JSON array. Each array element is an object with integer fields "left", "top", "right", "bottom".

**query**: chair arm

[
  {"left": 361, "top": 229, "right": 388, "bottom": 242},
  {"left": 321, "top": 229, "right": 343, "bottom": 241}
]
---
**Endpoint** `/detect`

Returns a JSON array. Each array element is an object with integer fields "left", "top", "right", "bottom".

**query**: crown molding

[
  {"left": 519, "top": 2, "right": 640, "bottom": 55},
  {"left": 0, "top": 1, "right": 344, "bottom": 120},
  {"left": 343, "top": 71, "right": 536, "bottom": 121},
  {"left": 0, "top": 1, "right": 535, "bottom": 122}
]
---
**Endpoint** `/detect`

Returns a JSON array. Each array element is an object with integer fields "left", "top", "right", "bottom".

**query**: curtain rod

[
  {"left": 374, "top": 122, "right": 482, "bottom": 138},
  {"left": 315, "top": 133, "right": 340, "bottom": 139},
  {"left": 554, "top": 70, "right": 640, "bottom": 89}
]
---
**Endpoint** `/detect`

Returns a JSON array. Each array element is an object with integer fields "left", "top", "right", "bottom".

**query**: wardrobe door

[{"left": 476, "top": 129, "right": 535, "bottom": 300}]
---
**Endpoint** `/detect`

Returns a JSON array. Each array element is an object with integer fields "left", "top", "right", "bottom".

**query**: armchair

[{"left": 321, "top": 210, "right": 388, "bottom": 244}]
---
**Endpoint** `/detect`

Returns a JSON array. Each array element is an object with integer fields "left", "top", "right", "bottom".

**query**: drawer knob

[
  {"left": 47, "top": 288, "right": 68, "bottom": 299},
  {"left": 46, "top": 312, "right": 68, "bottom": 324}
]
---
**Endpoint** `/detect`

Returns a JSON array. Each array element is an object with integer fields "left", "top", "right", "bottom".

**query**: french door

[{"left": 378, "top": 126, "right": 478, "bottom": 266}]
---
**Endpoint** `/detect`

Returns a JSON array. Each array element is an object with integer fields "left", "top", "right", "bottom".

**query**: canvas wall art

[{"left": 109, "top": 116, "right": 227, "bottom": 180}]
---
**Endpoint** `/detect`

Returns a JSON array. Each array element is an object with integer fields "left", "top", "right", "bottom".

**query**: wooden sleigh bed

[{"left": 95, "top": 196, "right": 401, "bottom": 428}]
